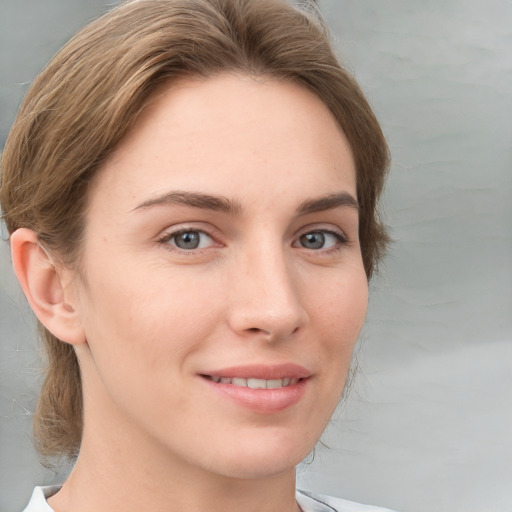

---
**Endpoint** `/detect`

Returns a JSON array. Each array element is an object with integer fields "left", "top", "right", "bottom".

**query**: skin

[{"left": 12, "top": 74, "right": 368, "bottom": 512}]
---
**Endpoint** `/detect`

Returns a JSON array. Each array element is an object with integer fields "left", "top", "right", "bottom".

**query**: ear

[{"left": 10, "top": 228, "right": 86, "bottom": 346}]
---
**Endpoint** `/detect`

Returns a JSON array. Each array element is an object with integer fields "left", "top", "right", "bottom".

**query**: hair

[{"left": 0, "top": 0, "right": 390, "bottom": 461}]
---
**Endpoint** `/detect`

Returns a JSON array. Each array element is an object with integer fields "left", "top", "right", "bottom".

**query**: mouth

[
  {"left": 198, "top": 364, "right": 311, "bottom": 413},
  {"left": 202, "top": 375, "right": 303, "bottom": 389}
]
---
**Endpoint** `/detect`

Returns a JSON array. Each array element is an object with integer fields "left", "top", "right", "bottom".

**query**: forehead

[{"left": 90, "top": 73, "right": 356, "bottom": 213}]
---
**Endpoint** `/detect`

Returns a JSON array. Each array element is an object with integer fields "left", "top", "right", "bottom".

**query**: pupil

[
  {"left": 301, "top": 232, "right": 325, "bottom": 249},
  {"left": 176, "top": 232, "right": 200, "bottom": 249}
]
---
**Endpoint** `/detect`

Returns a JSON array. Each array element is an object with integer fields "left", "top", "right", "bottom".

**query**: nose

[{"left": 227, "top": 242, "right": 308, "bottom": 342}]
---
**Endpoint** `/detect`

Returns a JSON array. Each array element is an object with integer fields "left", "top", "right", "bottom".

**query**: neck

[
  {"left": 48, "top": 387, "right": 300, "bottom": 512},
  {"left": 50, "top": 446, "right": 299, "bottom": 512}
]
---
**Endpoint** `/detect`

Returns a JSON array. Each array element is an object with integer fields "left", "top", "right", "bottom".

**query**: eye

[
  {"left": 296, "top": 230, "right": 346, "bottom": 250},
  {"left": 163, "top": 229, "right": 215, "bottom": 251}
]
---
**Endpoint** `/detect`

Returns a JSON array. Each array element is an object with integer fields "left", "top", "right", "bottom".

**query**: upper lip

[{"left": 200, "top": 363, "right": 311, "bottom": 380}]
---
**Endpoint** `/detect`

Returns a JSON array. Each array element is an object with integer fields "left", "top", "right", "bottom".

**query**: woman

[{"left": 1, "top": 0, "right": 393, "bottom": 511}]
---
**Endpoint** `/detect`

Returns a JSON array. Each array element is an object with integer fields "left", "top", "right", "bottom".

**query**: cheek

[
  {"left": 306, "top": 267, "right": 368, "bottom": 400},
  {"left": 311, "top": 269, "right": 368, "bottom": 346},
  {"left": 300, "top": 268, "right": 368, "bottom": 434},
  {"left": 74, "top": 269, "right": 224, "bottom": 419},
  {"left": 77, "top": 263, "right": 224, "bottom": 366}
]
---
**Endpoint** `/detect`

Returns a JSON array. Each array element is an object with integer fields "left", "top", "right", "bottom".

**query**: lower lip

[{"left": 200, "top": 377, "right": 309, "bottom": 414}]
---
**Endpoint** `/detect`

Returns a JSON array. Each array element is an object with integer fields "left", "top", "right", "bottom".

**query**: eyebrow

[
  {"left": 133, "top": 191, "right": 243, "bottom": 215},
  {"left": 133, "top": 190, "right": 358, "bottom": 215},
  {"left": 296, "top": 192, "right": 359, "bottom": 215}
]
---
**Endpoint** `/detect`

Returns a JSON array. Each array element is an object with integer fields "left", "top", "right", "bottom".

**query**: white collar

[{"left": 24, "top": 486, "right": 395, "bottom": 512}]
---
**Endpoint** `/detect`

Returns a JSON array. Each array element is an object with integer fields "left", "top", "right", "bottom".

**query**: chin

[
  {"left": 211, "top": 454, "right": 301, "bottom": 480},
  {"left": 199, "top": 430, "right": 317, "bottom": 480}
]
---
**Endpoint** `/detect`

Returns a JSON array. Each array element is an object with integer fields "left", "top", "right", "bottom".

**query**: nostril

[{"left": 246, "top": 327, "right": 274, "bottom": 337}]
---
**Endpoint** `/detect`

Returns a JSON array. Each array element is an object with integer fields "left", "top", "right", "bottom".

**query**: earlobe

[{"left": 10, "top": 228, "right": 86, "bottom": 346}]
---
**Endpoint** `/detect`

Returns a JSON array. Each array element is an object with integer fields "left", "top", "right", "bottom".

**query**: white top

[{"left": 22, "top": 486, "right": 397, "bottom": 512}]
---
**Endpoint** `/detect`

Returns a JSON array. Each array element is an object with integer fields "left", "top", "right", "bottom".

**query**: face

[{"left": 70, "top": 74, "right": 368, "bottom": 480}]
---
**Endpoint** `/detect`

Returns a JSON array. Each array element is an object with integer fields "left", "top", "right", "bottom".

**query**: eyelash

[
  {"left": 158, "top": 228, "right": 217, "bottom": 253},
  {"left": 294, "top": 229, "right": 349, "bottom": 253},
  {"left": 158, "top": 227, "right": 349, "bottom": 254}
]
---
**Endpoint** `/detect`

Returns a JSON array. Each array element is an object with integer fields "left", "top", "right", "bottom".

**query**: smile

[
  {"left": 199, "top": 363, "right": 311, "bottom": 413},
  {"left": 204, "top": 376, "right": 301, "bottom": 389}
]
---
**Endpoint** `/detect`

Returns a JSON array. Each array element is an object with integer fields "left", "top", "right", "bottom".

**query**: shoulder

[
  {"left": 296, "top": 489, "right": 398, "bottom": 512},
  {"left": 22, "top": 486, "right": 60, "bottom": 512}
]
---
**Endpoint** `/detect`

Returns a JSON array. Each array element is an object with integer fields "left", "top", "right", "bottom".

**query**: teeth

[
  {"left": 247, "top": 378, "right": 266, "bottom": 389},
  {"left": 208, "top": 376, "right": 301, "bottom": 389},
  {"left": 266, "top": 379, "right": 283, "bottom": 389}
]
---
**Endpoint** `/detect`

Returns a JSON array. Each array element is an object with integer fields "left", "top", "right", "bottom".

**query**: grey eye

[
  {"left": 297, "top": 231, "right": 343, "bottom": 250},
  {"left": 169, "top": 230, "right": 213, "bottom": 250},
  {"left": 174, "top": 232, "right": 200, "bottom": 249},
  {"left": 299, "top": 232, "right": 326, "bottom": 249}
]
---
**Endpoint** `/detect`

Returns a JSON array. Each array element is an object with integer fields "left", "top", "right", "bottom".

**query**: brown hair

[{"left": 0, "top": 0, "right": 390, "bottom": 460}]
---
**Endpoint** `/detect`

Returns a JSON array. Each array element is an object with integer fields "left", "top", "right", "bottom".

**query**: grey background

[{"left": 1, "top": 1, "right": 511, "bottom": 511}]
